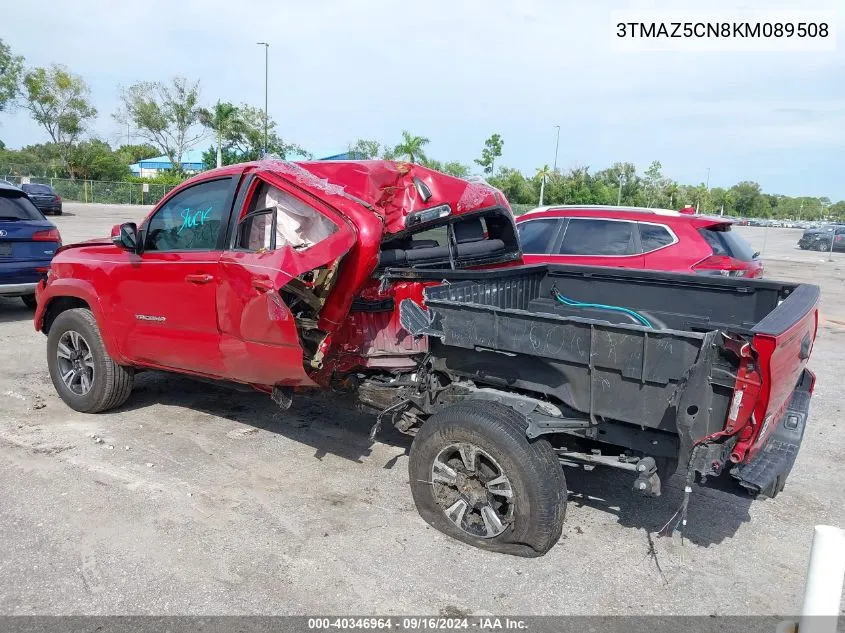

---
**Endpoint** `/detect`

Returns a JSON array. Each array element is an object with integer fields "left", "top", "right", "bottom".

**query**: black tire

[
  {"left": 814, "top": 240, "right": 830, "bottom": 252},
  {"left": 46, "top": 308, "right": 134, "bottom": 413},
  {"left": 20, "top": 294, "right": 37, "bottom": 309},
  {"left": 53, "top": 209, "right": 62, "bottom": 216},
  {"left": 409, "top": 401, "right": 567, "bottom": 557}
]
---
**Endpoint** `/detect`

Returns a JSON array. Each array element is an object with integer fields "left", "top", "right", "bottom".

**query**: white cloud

[{"left": 1, "top": 0, "right": 843, "bottom": 197}]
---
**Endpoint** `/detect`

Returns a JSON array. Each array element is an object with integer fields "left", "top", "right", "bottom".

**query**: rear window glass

[
  {"left": 559, "top": 219, "right": 637, "bottom": 256},
  {"left": 638, "top": 223, "right": 675, "bottom": 252},
  {"left": 0, "top": 193, "right": 44, "bottom": 220},
  {"left": 517, "top": 219, "right": 558, "bottom": 253},
  {"left": 699, "top": 225, "right": 756, "bottom": 261},
  {"left": 412, "top": 225, "right": 449, "bottom": 247},
  {"left": 22, "top": 184, "right": 53, "bottom": 194}
]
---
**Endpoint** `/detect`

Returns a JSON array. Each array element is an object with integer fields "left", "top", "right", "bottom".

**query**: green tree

[
  {"left": 392, "top": 130, "right": 430, "bottom": 164},
  {"left": 0, "top": 142, "right": 63, "bottom": 177},
  {"left": 347, "top": 138, "right": 381, "bottom": 159},
  {"left": 709, "top": 187, "right": 736, "bottom": 216},
  {"left": 642, "top": 160, "right": 668, "bottom": 208},
  {"left": 686, "top": 183, "right": 710, "bottom": 213},
  {"left": 441, "top": 161, "right": 471, "bottom": 178},
  {"left": 21, "top": 64, "right": 97, "bottom": 174},
  {"left": 115, "top": 77, "right": 204, "bottom": 175},
  {"left": 665, "top": 182, "right": 681, "bottom": 208},
  {"left": 227, "top": 104, "right": 309, "bottom": 161},
  {"left": 474, "top": 133, "right": 504, "bottom": 175},
  {"left": 115, "top": 143, "right": 159, "bottom": 165},
  {"left": 596, "top": 162, "right": 639, "bottom": 205},
  {"left": 0, "top": 39, "right": 23, "bottom": 113},
  {"left": 488, "top": 167, "right": 533, "bottom": 204},
  {"left": 536, "top": 164, "right": 552, "bottom": 206},
  {"left": 197, "top": 101, "right": 240, "bottom": 168},
  {"left": 829, "top": 201, "right": 845, "bottom": 221},
  {"left": 730, "top": 181, "right": 768, "bottom": 217},
  {"left": 200, "top": 144, "right": 239, "bottom": 170},
  {"left": 68, "top": 139, "right": 129, "bottom": 180}
]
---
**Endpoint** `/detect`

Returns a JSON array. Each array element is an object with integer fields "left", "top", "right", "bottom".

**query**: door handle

[
  {"left": 252, "top": 278, "right": 275, "bottom": 292},
  {"left": 185, "top": 273, "right": 214, "bottom": 284}
]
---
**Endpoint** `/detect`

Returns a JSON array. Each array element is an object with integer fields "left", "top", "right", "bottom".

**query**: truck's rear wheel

[
  {"left": 47, "top": 308, "right": 134, "bottom": 413},
  {"left": 408, "top": 401, "right": 567, "bottom": 557}
]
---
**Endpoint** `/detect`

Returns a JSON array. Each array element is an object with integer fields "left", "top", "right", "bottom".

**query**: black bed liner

[{"left": 394, "top": 264, "right": 816, "bottom": 456}]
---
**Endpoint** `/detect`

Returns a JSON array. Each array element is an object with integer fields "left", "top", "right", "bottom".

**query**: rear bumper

[
  {"left": 0, "top": 282, "right": 37, "bottom": 297},
  {"left": 31, "top": 200, "right": 61, "bottom": 213},
  {"left": 732, "top": 368, "right": 814, "bottom": 497}
]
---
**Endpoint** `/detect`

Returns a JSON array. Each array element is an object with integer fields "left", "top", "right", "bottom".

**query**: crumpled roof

[{"left": 258, "top": 158, "right": 506, "bottom": 234}]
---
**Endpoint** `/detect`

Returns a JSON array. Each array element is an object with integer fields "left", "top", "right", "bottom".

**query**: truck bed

[{"left": 395, "top": 264, "right": 819, "bottom": 482}]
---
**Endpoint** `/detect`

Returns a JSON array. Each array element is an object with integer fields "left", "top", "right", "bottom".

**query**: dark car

[
  {"left": 21, "top": 183, "right": 62, "bottom": 215},
  {"left": 798, "top": 225, "right": 845, "bottom": 252},
  {"left": 0, "top": 181, "right": 62, "bottom": 308}
]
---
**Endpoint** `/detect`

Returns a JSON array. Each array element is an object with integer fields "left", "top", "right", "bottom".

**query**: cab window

[{"left": 144, "top": 178, "right": 232, "bottom": 251}]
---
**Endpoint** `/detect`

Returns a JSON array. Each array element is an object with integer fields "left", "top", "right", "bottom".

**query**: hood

[{"left": 257, "top": 159, "right": 509, "bottom": 235}]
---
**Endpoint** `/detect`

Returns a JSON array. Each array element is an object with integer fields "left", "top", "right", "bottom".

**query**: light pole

[
  {"left": 617, "top": 173, "right": 625, "bottom": 205},
  {"left": 553, "top": 125, "right": 560, "bottom": 173},
  {"left": 256, "top": 42, "right": 269, "bottom": 156}
]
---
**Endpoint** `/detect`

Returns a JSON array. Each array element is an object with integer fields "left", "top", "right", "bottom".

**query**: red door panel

[
  {"left": 215, "top": 177, "right": 356, "bottom": 387},
  {"left": 112, "top": 251, "right": 224, "bottom": 376}
]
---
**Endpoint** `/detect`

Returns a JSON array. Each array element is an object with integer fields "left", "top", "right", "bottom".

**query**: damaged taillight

[{"left": 692, "top": 255, "right": 747, "bottom": 276}]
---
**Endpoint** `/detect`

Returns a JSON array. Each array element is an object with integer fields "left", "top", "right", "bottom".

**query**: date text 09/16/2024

[{"left": 307, "top": 617, "right": 528, "bottom": 631}]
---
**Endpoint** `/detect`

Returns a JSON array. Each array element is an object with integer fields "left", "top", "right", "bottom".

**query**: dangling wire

[{"left": 552, "top": 288, "right": 654, "bottom": 328}]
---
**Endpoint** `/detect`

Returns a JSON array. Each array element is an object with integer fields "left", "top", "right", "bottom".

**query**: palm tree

[
  {"left": 536, "top": 164, "right": 552, "bottom": 206},
  {"left": 392, "top": 130, "right": 430, "bottom": 164},
  {"left": 197, "top": 101, "right": 240, "bottom": 168},
  {"left": 665, "top": 182, "right": 680, "bottom": 209}
]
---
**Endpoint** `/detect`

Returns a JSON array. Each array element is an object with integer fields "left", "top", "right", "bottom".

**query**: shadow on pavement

[
  {"left": 565, "top": 465, "right": 753, "bottom": 547},
  {"left": 108, "top": 371, "right": 412, "bottom": 465},
  {"left": 105, "top": 370, "right": 752, "bottom": 546}
]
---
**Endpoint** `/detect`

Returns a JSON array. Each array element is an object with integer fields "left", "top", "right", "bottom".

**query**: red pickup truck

[{"left": 34, "top": 160, "right": 819, "bottom": 556}]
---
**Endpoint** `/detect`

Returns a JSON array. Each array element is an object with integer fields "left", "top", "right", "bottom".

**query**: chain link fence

[{"left": 1, "top": 176, "right": 177, "bottom": 206}]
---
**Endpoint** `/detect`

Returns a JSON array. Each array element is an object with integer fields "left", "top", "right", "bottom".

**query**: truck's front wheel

[
  {"left": 47, "top": 308, "right": 135, "bottom": 413},
  {"left": 408, "top": 401, "right": 567, "bottom": 557}
]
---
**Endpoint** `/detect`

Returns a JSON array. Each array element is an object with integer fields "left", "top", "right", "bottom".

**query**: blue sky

[{"left": 2, "top": 0, "right": 843, "bottom": 200}]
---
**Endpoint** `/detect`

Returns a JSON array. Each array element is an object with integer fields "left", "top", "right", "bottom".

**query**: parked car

[
  {"left": 33, "top": 161, "right": 818, "bottom": 556},
  {"left": 516, "top": 205, "right": 764, "bottom": 277},
  {"left": 21, "top": 183, "right": 62, "bottom": 216},
  {"left": 0, "top": 181, "right": 62, "bottom": 308},
  {"left": 799, "top": 225, "right": 845, "bottom": 252}
]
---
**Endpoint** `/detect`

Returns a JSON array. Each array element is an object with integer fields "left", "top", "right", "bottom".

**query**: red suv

[{"left": 515, "top": 205, "right": 763, "bottom": 278}]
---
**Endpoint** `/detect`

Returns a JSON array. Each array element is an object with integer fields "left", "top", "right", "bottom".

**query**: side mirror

[
  {"left": 753, "top": 251, "right": 761, "bottom": 259},
  {"left": 112, "top": 222, "right": 139, "bottom": 251}
]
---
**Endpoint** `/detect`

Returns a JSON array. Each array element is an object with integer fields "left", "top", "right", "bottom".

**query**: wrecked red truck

[{"left": 34, "top": 160, "right": 819, "bottom": 556}]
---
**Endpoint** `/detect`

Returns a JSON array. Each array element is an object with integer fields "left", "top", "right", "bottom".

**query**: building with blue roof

[{"left": 128, "top": 149, "right": 206, "bottom": 178}]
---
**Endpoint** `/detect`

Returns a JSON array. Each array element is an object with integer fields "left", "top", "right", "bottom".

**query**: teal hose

[{"left": 553, "top": 290, "right": 653, "bottom": 328}]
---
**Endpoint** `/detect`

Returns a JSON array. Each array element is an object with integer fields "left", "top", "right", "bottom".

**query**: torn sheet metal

[{"left": 257, "top": 157, "right": 507, "bottom": 235}]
